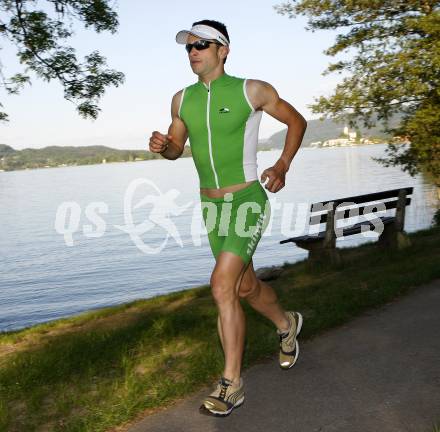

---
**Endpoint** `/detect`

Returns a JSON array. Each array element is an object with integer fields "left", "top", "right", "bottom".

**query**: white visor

[{"left": 175, "top": 24, "right": 229, "bottom": 46}]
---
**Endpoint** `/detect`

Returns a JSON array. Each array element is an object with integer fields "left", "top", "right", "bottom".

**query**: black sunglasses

[{"left": 185, "top": 39, "right": 222, "bottom": 54}]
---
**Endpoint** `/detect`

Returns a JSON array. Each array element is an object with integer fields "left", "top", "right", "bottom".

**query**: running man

[{"left": 148, "top": 19, "right": 307, "bottom": 417}]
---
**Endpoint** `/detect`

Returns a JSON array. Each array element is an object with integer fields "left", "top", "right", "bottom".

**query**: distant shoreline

[
  {"left": 1, "top": 112, "right": 405, "bottom": 172},
  {"left": 0, "top": 141, "right": 391, "bottom": 173}
]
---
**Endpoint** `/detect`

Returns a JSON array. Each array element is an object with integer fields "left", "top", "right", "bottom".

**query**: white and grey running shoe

[
  {"left": 277, "top": 311, "right": 303, "bottom": 369},
  {"left": 199, "top": 376, "right": 245, "bottom": 417}
]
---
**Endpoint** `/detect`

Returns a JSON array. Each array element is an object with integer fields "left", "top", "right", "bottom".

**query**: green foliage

[
  {"left": 0, "top": 0, "right": 125, "bottom": 121},
  {"left": 274, "top": 0, "right": 440, "bottom": 185}
]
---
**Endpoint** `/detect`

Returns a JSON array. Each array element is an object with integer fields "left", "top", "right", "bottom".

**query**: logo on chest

[{"left": 219, "top": 107, "right": 230, "bottom": 114}]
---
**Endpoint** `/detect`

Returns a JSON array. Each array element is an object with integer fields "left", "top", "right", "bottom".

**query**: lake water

[{"left": 0, "top": 144, "right": 438, "bottom": 332}]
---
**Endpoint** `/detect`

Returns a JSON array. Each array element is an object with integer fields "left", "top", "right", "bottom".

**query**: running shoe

[
  {"left": 277, "top": 311, "right": 303, "bottom": 369},
  {"left": 199, "top": 376, "right": 245, "bottom": 416}
]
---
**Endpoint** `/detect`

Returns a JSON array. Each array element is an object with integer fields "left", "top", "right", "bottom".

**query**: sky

[{"left": 0, "top": 0, "right": 348, "bottom": 150}]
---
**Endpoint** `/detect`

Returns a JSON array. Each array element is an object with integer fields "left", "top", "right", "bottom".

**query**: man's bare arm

[
  {"left": 247, "top": 80, "right": 307, "bottom": 172},
  {"left": 245, "top": 79, "right": 307, "bottom": 193},
  {"left": 149, "top": 90, "right": 188, "bottom": 160}
]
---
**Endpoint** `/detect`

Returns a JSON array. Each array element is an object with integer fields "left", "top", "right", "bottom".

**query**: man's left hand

[{"left": 260, "top": 159, "right": 289, "bottom": 193}]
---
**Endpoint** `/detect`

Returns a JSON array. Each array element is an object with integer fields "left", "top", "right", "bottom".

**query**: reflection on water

[{"left": 0, "top": 144, "right": 438, "bottom": 331}]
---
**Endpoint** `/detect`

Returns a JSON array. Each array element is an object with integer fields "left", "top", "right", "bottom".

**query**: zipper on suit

[{"left": 206, "top": 81, "right": 220, "bottom": 189}]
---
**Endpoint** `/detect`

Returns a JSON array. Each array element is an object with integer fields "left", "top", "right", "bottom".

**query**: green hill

[
  {"left": 265, "top": 112, "right": 403, "bottom": 148},
  {"left": 0, "top": 144, "right": 16, "bottom": 157},
  {"left": 0, "top": 144, "right": 192, "bottom": 172}
]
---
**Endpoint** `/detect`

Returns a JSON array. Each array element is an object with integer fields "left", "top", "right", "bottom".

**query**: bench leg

[{"left": 378, "top": 224, "right": 411, "bottom": 249}]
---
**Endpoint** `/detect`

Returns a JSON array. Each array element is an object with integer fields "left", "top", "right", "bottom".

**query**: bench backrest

[{"left": 308, "top": 187, "right": 414, "bottom": 226}]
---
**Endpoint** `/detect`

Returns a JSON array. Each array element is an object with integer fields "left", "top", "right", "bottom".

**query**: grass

[{"left": 1, "top": 225, "right": 440, "bottom": 431}]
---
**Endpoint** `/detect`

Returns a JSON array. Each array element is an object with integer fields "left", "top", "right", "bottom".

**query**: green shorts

[{"left": 200, "top": 180, "right": 271, "bottom": 265}]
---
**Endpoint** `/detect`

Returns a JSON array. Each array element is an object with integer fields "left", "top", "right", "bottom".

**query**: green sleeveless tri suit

[{"left": 179, "top": 73, "right": 271, "bottom": 265}]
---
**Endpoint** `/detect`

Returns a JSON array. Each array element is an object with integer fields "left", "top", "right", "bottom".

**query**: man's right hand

[{"left": 149, "top": 131, "right": 173, "bottom": 153}]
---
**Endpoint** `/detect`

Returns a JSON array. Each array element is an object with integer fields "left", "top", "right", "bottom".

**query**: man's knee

[{"left": 210, "top": 271, "right": 239, "bottom": 304}]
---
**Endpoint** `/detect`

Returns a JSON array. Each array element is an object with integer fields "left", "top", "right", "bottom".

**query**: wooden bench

[{"left": 280, "top": 187, "right": 413, "bottom": 263}]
